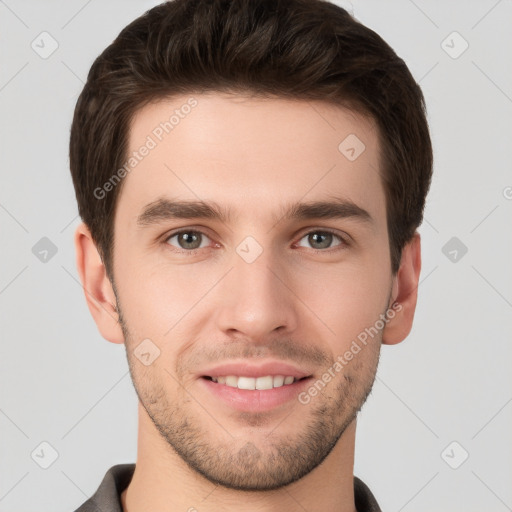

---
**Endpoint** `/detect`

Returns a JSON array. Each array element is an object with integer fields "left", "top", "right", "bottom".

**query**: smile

[{"left": 204, "top": 375, "right": 301, "bottom": 390}]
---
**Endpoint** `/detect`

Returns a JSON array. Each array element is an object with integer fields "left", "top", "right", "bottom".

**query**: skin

[{"left": 75, "top": 92, "right": 421, "bottom": 512}]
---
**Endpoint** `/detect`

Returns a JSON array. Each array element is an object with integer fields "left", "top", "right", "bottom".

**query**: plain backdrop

[{"left": 1, "top": 1, "right": 511, "bottom": 511}]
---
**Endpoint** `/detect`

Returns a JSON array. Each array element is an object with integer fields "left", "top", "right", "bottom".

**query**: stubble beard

[{"left": 116, "top": 297, "right": 382, "bottom": 491}]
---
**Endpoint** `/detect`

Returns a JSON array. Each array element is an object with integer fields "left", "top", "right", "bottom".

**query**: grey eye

[
  {"left": 166, "top": 231, "right": 210, "bottom": 250},
  {"left": 297, "top": 231, "right": 343, "bottom": 250}
]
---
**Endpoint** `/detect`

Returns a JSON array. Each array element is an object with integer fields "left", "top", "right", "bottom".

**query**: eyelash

[{"left": 163, "top": 228, "right": 350, "bottom": 254}]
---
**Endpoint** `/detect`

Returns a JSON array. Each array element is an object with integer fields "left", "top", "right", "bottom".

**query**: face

[{"left": 110, "top": 93, "right": 394, "bottom": 490}]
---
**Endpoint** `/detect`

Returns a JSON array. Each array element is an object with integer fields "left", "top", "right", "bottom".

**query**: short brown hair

[{"left": 69, "top": 0, "right": 433, "bottom": 279}]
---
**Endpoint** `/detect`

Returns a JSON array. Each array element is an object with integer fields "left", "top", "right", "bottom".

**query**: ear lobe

[
  {"left": 74, "top": 222, "right": 125, "bottom": 344},
  {"left": 382, "top": 232, "right": 422, "bottom": 345}
]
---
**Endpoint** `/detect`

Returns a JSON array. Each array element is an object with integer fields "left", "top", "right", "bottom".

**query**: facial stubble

[{"left": 114, "top": 288, "right": 383, "bottom": 491}]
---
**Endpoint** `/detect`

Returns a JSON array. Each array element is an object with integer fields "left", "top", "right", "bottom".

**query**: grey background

[{"left": 1, "top": 0, "right": 511, "bottom": 510}]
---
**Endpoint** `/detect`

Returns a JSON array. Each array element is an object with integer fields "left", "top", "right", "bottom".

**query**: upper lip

[{"left": 199, "top": 361, "right": 311, "bottom": 379}]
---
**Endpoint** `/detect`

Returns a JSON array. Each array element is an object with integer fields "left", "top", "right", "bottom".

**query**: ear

[
  {"left": 382, "top": 232, "right": 422, "bottom": 345},
  {"left": 74, "top": 222, "right": 125, "bottom": 344}
]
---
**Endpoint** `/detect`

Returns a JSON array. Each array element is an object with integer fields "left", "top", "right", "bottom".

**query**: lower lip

[{"left": 199, "top": 377, "right": 313, "bottom": 412}]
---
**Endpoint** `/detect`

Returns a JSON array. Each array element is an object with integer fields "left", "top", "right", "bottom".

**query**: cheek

[
  {"left": 115, "top": 258, "right": 215, "bottom": 339},
  {"left": 115, "top": 230, "right": 392, "bottom": 355},
  {"left": 294, "top": 257, "right": 390, "bottom": 348}
]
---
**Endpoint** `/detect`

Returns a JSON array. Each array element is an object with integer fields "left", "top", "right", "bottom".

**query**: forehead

[{"left": 119, "top": 92, "right": 385, "bottom": 225}]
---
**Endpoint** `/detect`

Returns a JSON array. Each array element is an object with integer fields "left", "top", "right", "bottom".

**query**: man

[{"left": 70, "top": 0, "right": 432, "bottom": 510}]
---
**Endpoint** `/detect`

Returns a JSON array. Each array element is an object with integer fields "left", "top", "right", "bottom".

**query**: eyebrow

[{"left": 136, "top": 196, "right": 373, "bottom": 227}]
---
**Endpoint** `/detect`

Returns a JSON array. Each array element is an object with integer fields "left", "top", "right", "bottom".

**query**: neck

[{"left": 121, "top": 403, "right": 357, "bottom": 512}]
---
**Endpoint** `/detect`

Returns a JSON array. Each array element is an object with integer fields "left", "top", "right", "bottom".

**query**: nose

[{"left": 214, "top": 248, "right": 299, "bottom": 342}]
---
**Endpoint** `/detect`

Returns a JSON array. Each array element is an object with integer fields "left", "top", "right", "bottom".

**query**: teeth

[
  {"left": 273, "top": 375, "right": 284, "bottom": 387},
  {"left": 238, "top": 376, "right": 256, "bottom": 390},
  {"left": 256, "top": 376, "right": 273, "bottom": 390},
  {"left": 209, "top": 375, "right": 299, "bottom": 390},
  {"left": 226, "top": 375, "right": 238, "bottom": 387}
]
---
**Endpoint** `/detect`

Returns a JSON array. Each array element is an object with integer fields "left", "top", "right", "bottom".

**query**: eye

[
  {"left": 165, "top": 230, "right": 212, "bottom": 251},
  {"left": 296, "top": 230, "right": 346, "bottom": 251}
]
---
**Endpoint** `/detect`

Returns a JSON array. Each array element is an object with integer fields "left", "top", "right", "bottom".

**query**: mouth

[
  {"left": 201, "top": 374, "right": 309, "bottom": 390},
  {"left": 197, "top": 360, "right": 314, "bottom": 411},
  {"left": 198, "top": 362, "right": 314, "bottom": 412}
]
